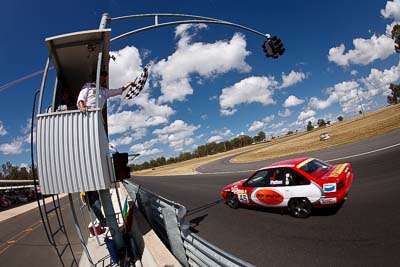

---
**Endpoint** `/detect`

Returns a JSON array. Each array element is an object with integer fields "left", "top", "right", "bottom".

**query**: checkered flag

[{"left": 124, "top": 64, "right": 150, "bottom": 100}]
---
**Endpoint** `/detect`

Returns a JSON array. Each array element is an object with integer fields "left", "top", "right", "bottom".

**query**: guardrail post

[{"left": 162, "top": 206, "right": 189, "bottom": 267}]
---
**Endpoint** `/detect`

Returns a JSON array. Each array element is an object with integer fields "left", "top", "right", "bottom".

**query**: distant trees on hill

[
  {"left": 131, "top": 131, "right": 269, "bottom": 171},
  {"left": 317, "top": 119, "right": 326, "bottom": 128},
  {"left": 387, "top": 83, "right": 400, "bottom": 105},
  {"left": 0, "top": 162, "right": 35, "bottom": 180},
  {"left": 306, "top": 121, "right": 314, "bottom": 131}
]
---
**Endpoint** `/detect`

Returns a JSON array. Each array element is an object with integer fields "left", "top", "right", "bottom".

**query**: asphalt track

[
  {"left": 0, "top": 194, "right": 88, "bottom": 266},
  {"left": 131, "top": 128, "right": 400, "bottom": 267}
]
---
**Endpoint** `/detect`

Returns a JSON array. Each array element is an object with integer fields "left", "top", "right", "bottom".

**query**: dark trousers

[{"left": 87, "top": 198, "right": 107, "bottom": 226}]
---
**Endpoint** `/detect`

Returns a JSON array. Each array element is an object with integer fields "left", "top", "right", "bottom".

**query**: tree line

[
  {"left": 0, "top": 162, "right": 36, "bottom": 180},
  {"left": 387, "top": 83, "right": 400, "bottom": 105},
  {"left": 130, "top": 131, "right": 267, "bottom": 171}
]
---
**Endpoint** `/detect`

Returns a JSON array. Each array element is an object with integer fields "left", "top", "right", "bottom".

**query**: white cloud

[
  {"left": 283, "top": 95, "right": 305, "bottom": 107},
  {"left": 248, "top": 121, "right": 264, "bottom": 132},
  {"left": 219, "top": 76, "right": 278, "bottom": 115},
  {"left": 278, "top": 108, "right": 292, "bottom": 117},
  {"left": 386, "top": 21, "right": 398, "bottom": 37},
  {"left": 350, "top": 70, "right": 358, "bottom": 76},
  {"left": 105, "top": 46, "right": 181, "bottom": 140},
  {"left": 276, "top": 127, "right": 290, "bottom": 136},
  {"left": 207, "top": 128, "right": 233, "bottom": 143},
  {"left": 301, "top": 116, "right": 317, "bottom": 126},
  {"left": 153, "top": 120, "right": 200, "bottom": 151},
  {"left": 0, "top": 121, "right": 7, "bottom": 136},
  {"left": 381, "top": 0, "right": 400, "bottom": 20},
  {"left": 221, "top": 108, "right": 237, "bottom": 116},
  {"left": 111, "top": 128, "right": 147, "bottom": 147},
  {"left": 21, "top": 118, "right": 36, "bottom": 144},
  {"left": 0, "top": 139, "right": 24, "bottom": 155},
  {"left": 360, "top": 62, "right": 400, "bottom": 98},
  {"left": 262, "top": 115, "right": 275, "bottom": 123},
  {"left": 138, "top": 148, "right": 163, "bottom": 157},
  {"left": 328, "top": 34, "right": 395, "bottom": 66},
  {"left": 248, "top": 115, "right": 274, "bottom": 132},
  {"left": 309, "top": 81, "right": 365, "bottom": 114},
  {"left": 129, "top": 139, "right": 163, "bottom": 159},
  {"left": 132, "top": 128, "right": 147, "bottom": 140},
  {"left": 309, "top": 95, "right": 336, "bottom": 110},
  {"left": 308, "top": 62, "right": 400, "bottom": 115},
  {"left": 109, "top": 46, "right": 143, "bottom": 89},
  {"left": 175, "top": 23, "right": 208, "bottom": 40},
  {"left": 201, "top": 114, "right": 208, "bottom": 120},
  {"left": 112, "top": 136, "right": 133, "bottom": 146},
  {"left": 108, "top": 110, "right": 170, "bottom": 136},
  {"left": 129, "top": 139, "right": 159, "bottom": 152},
  {"left": 297, "top": 109, "right": 316, "bottom": 121},
  {"left": 211, "top": 128, "right": 233, "bottom": 137},
  {"left": 153, "top": 25, "right": 251, "bottom": 103},
  {"left": 270, "top": 121, "right": 284, "bottom": 129},
  {"left": 222, "top": 129, "right": 233, "bottom": 136},
  {"left": 207, "top": 135, "right": 222, "bottom": 143},
  {"left": 280, "top": 71, "right": 306, "bottom": 88},
  {"left": 108, "top": 96, "right": 175, "bottom": 136}
]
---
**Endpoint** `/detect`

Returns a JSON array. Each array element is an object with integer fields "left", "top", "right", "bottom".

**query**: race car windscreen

[{"left": 299, "top": 159, "right": 331, "bottom": 179}]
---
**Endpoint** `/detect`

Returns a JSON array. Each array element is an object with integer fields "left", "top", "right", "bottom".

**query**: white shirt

[{"left": 77, "top": 83, "right": 123, "bottom": 109}]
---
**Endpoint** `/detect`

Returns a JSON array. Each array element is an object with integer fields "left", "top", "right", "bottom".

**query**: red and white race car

[{"left": 221, "top": 157, "right": 354, "bottom": 218}]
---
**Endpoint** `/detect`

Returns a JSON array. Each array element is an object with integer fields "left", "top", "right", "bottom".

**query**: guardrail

[{"left": 123, "top": 180, "right": 255, "bottom": 267}]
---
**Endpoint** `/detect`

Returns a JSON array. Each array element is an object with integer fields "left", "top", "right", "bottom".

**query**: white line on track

[
  {"left": 325, "top": 143, "right": 400, "bottom": 162},
  {"left": 197, "top": 169, "right": 257, "bottom": 175},
  {"left": 197, "top": 142, "right": 400, "bottom": 175}
]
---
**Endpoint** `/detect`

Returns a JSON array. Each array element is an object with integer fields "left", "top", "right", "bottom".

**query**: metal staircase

[{"left": 36, "top": 193, "right": 79, "bottom": 267}]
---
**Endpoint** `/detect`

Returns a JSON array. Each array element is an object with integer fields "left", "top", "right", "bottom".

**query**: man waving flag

[{"left": 124, "top": 64, "right": 150, "bottom": 100}]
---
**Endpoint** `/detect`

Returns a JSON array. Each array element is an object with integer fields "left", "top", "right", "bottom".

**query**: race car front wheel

[
  {"left": 227, "top": 192, "right": 240, "bottom": 209},
  {"left": 288, "top": 198, "right": 312, "bottom": 218}
]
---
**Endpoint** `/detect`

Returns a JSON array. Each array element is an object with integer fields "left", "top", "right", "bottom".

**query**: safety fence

[{"left": 123, "top": 180, "right": 255, "bottom": 267}]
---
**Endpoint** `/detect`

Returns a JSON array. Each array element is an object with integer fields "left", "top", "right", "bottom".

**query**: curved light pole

[{"left": 100, "top": 13, "right": 285, "bottom": 58}]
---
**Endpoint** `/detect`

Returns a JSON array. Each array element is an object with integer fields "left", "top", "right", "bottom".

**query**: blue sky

[{"left": 1, "top": 0, "right": 399, "bottom": 166}]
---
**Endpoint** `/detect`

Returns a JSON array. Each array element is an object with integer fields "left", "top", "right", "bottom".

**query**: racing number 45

[{"left": 238, "top": 193, "right": 248, "bottom": 203}]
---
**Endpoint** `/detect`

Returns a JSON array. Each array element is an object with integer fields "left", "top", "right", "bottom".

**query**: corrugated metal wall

[{"left": 37, "top": 109, "right": 114, "bottom": 194}]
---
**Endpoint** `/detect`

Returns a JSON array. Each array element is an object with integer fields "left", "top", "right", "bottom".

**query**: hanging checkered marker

[{"left": 124, "top": 64, "right": 150, "bottom": 100}]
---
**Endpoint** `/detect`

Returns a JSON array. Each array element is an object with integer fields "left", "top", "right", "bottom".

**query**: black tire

[
  {"left": 288, "top": 198, "right": 313, "bottom": 218},
  {"left": 227, "top": 192, "right": 240, "bottom": 209}
]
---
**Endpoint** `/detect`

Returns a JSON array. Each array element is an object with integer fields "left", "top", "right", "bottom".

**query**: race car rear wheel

[
  {"left": 227, "top": 192, "right": 240, "bottom": 209},
  {"left": 288, "top": 198, "right": 312, "bottom": 218}
]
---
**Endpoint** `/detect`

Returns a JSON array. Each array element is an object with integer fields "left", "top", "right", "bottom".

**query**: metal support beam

[
  {"left": 99, "top": 189, "right": 125, "bottom": 251},
  {"left": 37, "top": 57, "right": 51, "bottom": 114},
  {"left": 68, "top": 194, "right": 94, "bottom": 267},
  {"left": 97, "top": 12, "right": 126, "bottom": 254}
]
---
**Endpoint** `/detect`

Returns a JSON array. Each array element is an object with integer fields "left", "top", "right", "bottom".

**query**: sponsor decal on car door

[
  {"left": 252, "top": 189, "right": 284, "bottom": 205},
  {"left": 249, "top": 180, "right": 322, "bottom": 207},
  {"left": 250, "top": 188, "right": 286, "bottom": 207}
]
